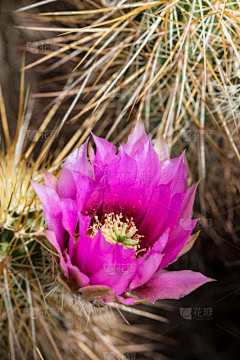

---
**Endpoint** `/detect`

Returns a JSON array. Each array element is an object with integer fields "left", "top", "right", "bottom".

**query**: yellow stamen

[{"left": 88, "top": 213, "right": 143, "bottom": 249}]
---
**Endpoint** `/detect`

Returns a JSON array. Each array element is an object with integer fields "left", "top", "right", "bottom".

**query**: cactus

[
  {"left": 1, "top": 0, "right": 240, "bottom": 358},
  {"left": 0, "top": 59, "right": 173, "bottom": 359}
]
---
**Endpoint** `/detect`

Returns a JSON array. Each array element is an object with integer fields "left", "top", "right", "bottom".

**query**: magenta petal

[
  {"left": 122, "top": 120, "right": 149, "bottom": 157},
  {"left": 178, "top": 181, "right": 199, "bottom": 220},
  {"left": 90, "top": 243, "right": 136, "bottom": 296},
  {"left": 133, "top": 139, "right": 161, "bottom": 189},
  {"left": 129, "top": 229, "right": 169, "bottom": 291},
  {"left": 101, "top": 147, "right": 137, "bottom": 215},
  {"left": 58, "top": 139, "right": 92, "bottom": 199},
  {"left": 44, "top": 230, "right": 69, "bottom": 278},
  {"left": 149, "top": 228, "right": 170, "bottom": 254},
  {"left": 138, "top": 184, "right": 171, "bottom": 246},
  {"left": 114, "top": 296, "right": 141, "bottom": 305},
  {"left": 102, "top": 295, "right": 143, "bottom": 305},
  {"left": 129, "top": 253, "right": 163, "bottom": 291},
  {"left": 44, "top": 172, "right": 58, "bottom": 192},
  {"left": 82, "top": 233, "right": 135, "bottom": 282},
  {"left": 72, "top": 213, "right": 117, "bottom": 278},
  {"left": 91, "top": 267, "right": 134, "bottom": 296},
  {"left": 81, "top": 164, "right": 108, "bottom": 216},
  {"left": 159, "top": 192, "right": 186, "bottom": 236},
  {"left": 92, "top": 133, "right": 117, "bottom": 166},
  {"left": 63, "top": 137, "right": 92, "bottom": 177},
  {"left": 122, "top": 141, "right": 162, "bottom": 224},
  {"left": 77, "top": 175, "right": 97, "bottom": 214},
  {"left": 31, "top": 181, "right": 64, "bottom": 250},
  {"left": 65, "top": 254, "right": 90, "bottom": 287},
  {"left": 157, "top": 219, "right": 198, "bottom": 271},
  {"left": 59, "top": 139, "right": 94, "bottom": 209},
  {"left": 60, "top": 198, "right": 78, "bottom": 257},
  {"left": 71, "top": 212, "right": 91, "bottom": 271},
  {"left": 89, "top": 144, "right": 95, "bottom": 166},
  {"left": 133, "top": 270, "right": 212, "bottom": 302},
  {"left": 159, "top": 153, "right": 188, "bottom": 195},
  {"left": 58, "top": 167, "right": 77, "bottom": 200},
  {"left": 81, "top": 231, "right": 115, "bottom": 277}
]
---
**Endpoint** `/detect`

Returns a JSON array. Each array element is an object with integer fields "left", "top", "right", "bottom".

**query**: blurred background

[{"left": 1, "top": 0, "right": 240, "bottom": 359}]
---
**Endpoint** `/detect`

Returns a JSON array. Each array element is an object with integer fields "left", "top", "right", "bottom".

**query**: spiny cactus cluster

[{"left": 0, "top": 68, "right": 172, "bottom": 360}]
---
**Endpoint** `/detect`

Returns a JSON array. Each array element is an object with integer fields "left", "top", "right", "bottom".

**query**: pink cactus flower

[{"left": 31, "top": 121, "right": 212, "bottom": 305}]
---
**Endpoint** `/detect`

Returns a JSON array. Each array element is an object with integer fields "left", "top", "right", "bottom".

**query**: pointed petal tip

[
  {"left": 30, "top": 179, "right": 36, "bottom": 187},
  {"left": 44, "top": 172, "right": 58, "bottom": 192},
  {"left": 154, "top": 136, "right": 170, "bottom": 163},
  {"left": 133, "top": 270, "right": 213, "bottom": 302},
  {"left": 121, "top": 119, "right": 149, "bottom": 157}
]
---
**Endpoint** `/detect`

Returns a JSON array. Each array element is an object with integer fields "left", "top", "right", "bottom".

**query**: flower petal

[
  {"left": 58, "top": 167, "right": 77, "bottom": 200},
  {"left": 133, "top": 270, "right": 212, "bottom": 303},
  {"left": 31, "top": 180, "right": 64, "bottom": 250},
  {"left": 90, "top": 267, "right": 134, "bottom": 296},
  {"left": 90, "top": 243, "right": 136, "bottom": 296},
  {"left": 44, "top": 230, "right": 68, "bottom": 278},
  {"left": 157, "top": 219, "right": 198, "bottom": 271},
  {"left": 72, "top": 212, "right": 123, "bottom": 278},
  {"left": 178, "top": 181, "right": 199, "bottom": 220},
  {"left": 101, "top": 147, "right": 137, "bottom": 215},
  {"left": 77, "top": 174, "right": 97, "bottom": 214},
  {"left": 62, "top": 137, "right": 92, "bottom": 177},
  {"left": 122, "top": 140, "right": 161, "bottom": 224},
  {"left": 133, "top": 138, "right": 161, "bottom": 188},
  {"left": 177, "top": 231, "right": 200, "bottom": 259},
  {"left": 138, "top": 184, "right": 171, "bottom": 246},
  {"left": 59, "top": 139, "right": 94, "bottom": 209},
  {"left": 65, "top": 253, "right": 90, "bottom": 288},
  {"left": 159, "top": 192, "right": 186, "bottom": 236},
  {"left": 122, "top": 120, "right": 149, "bottom": 157},
  {"left": 129, "top": 253, "right": 163, "bottom": 291},
  {"left": 92, "top": 133, "right": 117, "bottom": 166},
  {"left": 44, "top": 172, "right": 58, "bottom": 192},
  {"left": 129, "top": 229, "right": 169, "bottom": 291},
  {"left": 159, "top": 153, "right": 188, "bottom": 195},
  {"left": 114, "top": 296, "right": 143, "bottom": 305},
  {"left": 60, "top": 198, "right": 78, "bottom": 257},
  {"left": 89, "top": 144, "right": 95, "bottom": 166},
  {"left": 81, "top": 231, "right": 115, "bottom": 277},
  {"left": 71, "top": 213, "right": 91, "bottom": 271}
]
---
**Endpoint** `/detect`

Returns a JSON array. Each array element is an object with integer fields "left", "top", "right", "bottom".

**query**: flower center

[{"left": 89, "top": 213, "right": 143, "bottom": 249}]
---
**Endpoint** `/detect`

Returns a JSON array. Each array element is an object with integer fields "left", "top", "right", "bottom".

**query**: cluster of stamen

[{"left": 89, "top": 213, "right": 143, "bottom": 249}]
